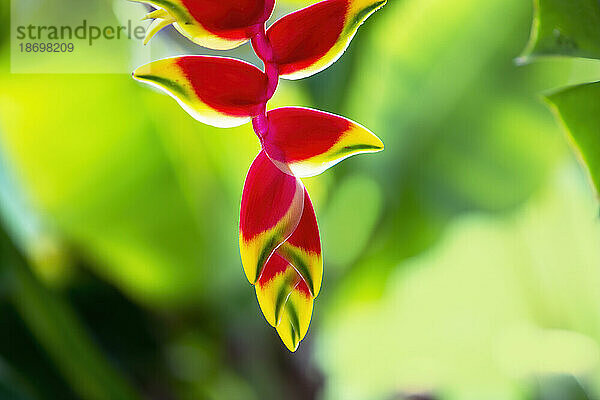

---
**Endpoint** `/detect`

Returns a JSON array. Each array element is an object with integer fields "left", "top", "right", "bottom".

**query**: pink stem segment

[
  {"left": 251, "top": 23, "right": 280, "bottom": 141},
  {"left": 252, "top": 108, "right": 269, "bottom": 144}
]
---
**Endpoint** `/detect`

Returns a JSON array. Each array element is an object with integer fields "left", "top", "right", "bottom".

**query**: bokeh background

[{"left": 2, "top": 0, "right": 600, "bottom": 399}]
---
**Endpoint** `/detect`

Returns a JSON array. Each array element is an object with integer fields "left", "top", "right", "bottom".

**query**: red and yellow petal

[
  {"left": 255, "top": 252, "right": 303, "bottom": 327},
  {"left": 255, "top": 252, "right": 314, "bottom": 352},
  {"left": 267, "top": 0, "right": 386, "bottom": 80},
  {"left": 240, "top": 151, "right": 304, "bottom": 284},
  {"left": 133, "top": 56, "right": 267, "bottom": 128},
  {"left": 275, "top": 278, "right": 313, "bottom": 352},
  {"left": 263, "top": 107, "right": 384, "bottom": 177},
  {"left": 277, "top": 188, "right": 322, "bottom": 296},
  {"left": 247, "top": 182, "right": 321, "bottom": 351},
  {"left": 134, "top": 0, "right": 275, "bottom": 49}
]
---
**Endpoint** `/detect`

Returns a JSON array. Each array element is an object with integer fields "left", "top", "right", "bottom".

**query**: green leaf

[
  {"left": 317, "top": 173, "right": 600, "bottom": 399},
  {"left": 521, "top": 0, "right": 600, "bottom": 61},
  {"left": 0, "top": 74, "right": 208, "bottom": 307},
  {"left": 519, "top": 1, "right": 600, "bottom": 199},
  {"left": 0, "top": 227, "right": 140, "bottom": 400},
  {"left": 546, "top": 81, "right": 600, "bottom": 197},
  {"left": 321, "top": 175, "right": 382, "bottom": 272},
  {"left": 330, "top": 0, "right": 565, "bottom": 302},
  {"left": 0, "top": 358, "right": 38, "bottom": 400}
]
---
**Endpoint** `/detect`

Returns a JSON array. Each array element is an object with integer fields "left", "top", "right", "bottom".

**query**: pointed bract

[
  {"left": 264, "top": 107, "right": 384, "bottom": 177},
  {"left": 255, "top": 252, "right": 302, "bottom": 327},
  {"left": 255, "top": 252, "right": 314, "bottom": 352},
  {"left": 251, "top": 188, "right": 321, "bottom": 350},
  {"left": 133, "top": 0, "right": 275, "bottom": 49},
  {"left": 275, "top": 278, "right": 313, "bottom": 352},
  {"left": 133, "top": 56, "right": 267, "bottom": 128},
  {"left": 267, "top": 0, "right": 386, "bottom": 79},
  {"left": 277, "top": 188, "right": 322, "bottom": 296},
  {"left": 240, "top": 151, "right": 304, "bottom": 284}
]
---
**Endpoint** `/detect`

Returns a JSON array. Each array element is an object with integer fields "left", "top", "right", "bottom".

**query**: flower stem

[
  {"left": 251, "top": 23, "right": 280, "bottom": 141},
  {"left": 251, "top": 24, "right": 279, "bottom": 100},
  {"left": 252, "top": 108, "right": 269, "bottom": 143}
]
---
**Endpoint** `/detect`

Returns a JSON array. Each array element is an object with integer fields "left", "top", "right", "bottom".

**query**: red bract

[
  {"left": 181, "top": 0, "right": 274, "bottom": 33},
  {"left": 277, "top": 187, "right": 322, "bottom": 297},
  {"left": 239, "top": 151, "right": 304, "bottom": 285},
  {"left": 263, "top": 107, "right": 384, "bottom": 177},
  {"left": 267, "top": 0, "right": 387, "bottom": 79},
  {"left": 133, "top": 56, "right": 267, "bottom": 128},
  {"left": 133, "top": 0, "right": 385, "bottom": 351},
  {"left": 134, "top": 0, "right": 275, "bottom": 49}
]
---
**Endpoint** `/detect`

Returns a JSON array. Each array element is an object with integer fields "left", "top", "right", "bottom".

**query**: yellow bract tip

[
  {"left": 143, "top": 16, "right": 175, "bottom": 45},
  {"left": 142, "top": 8, "right": 168, "bottom": 21}
]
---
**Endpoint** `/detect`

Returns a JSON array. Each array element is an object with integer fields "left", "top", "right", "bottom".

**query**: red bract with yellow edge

[
  {"left": 133, "top": 0, "right": 385, "bottom": 352},
  {"left": 263, "top": 107, "right": 384, "bottom": 177},
  {"left": 133, "top": 0, "right": 275, "bottom": 49},
  {"left": 133, "top": 56, "right": 268, "bottom": 128},
  {"left": 267, "top": 0, "right": 387, "bottom": 79}
]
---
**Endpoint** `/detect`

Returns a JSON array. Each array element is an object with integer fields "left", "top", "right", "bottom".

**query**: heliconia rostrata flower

[{"left": 132, "top": 0, "right": 385, "bottom": 351}]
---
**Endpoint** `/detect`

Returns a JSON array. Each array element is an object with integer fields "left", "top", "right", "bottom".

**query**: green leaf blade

[
  {"left": 546, "top": 81, "right": 600, "bottom": 196},
  {"left": 522, "top": 0, "right": 600, "bottom": 61}
]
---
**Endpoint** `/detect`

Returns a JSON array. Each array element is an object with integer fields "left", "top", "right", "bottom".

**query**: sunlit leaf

[
  {"left": 263, "top": 107, "right": 383, "bottom": 177},
  {"left": 239, "top": 151, "right": 304, "bottom": 284},
  {"left": 317, "top": 174, "right": 600, "bottom": 398},
  {"left": 133, "top": 56, "right": 267, "bottom": 128},
  {"left": 546, "top": 81, "right": 600, "bottom": 196},
  {"left": 520, "top": 1, "right": 600, "bottom": 199},
  {"left": 521, "top": 0, "right": 600, "bottom": 61},
  {"left": 267, "top": 0, "right": 386, "bottom": 79},
  {"left": 134, "top": 0, "right": 275, "bottom": 49},
  {"left": 0, "top": 74, "right": 208, "bottom": 306},
  {"left": 320, "top": 175, "right": 382, "bottom": 271},
  {"left": 336, "top": 0, "right": 564, "bottom": 304}
]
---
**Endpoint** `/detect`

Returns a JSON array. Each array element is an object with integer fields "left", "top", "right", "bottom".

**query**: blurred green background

[{"left": 2, "top": 0, "right": 600, "bottom": 399}]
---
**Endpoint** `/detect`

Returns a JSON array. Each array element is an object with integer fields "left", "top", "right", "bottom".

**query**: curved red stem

[{"left": 251, "top": 23, "right": 279, "bottom": 141}]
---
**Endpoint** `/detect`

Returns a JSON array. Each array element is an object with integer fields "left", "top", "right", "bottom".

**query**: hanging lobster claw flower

[
  {"left": 263, "top": 107, "right": 384, "bottom": 177},
  {"left": 254, "top": 189, "right": 321, "bottom": 351},
  {"left": 255, "top": 252, "right": 314, "bottom": 351},
  {"left": 241, "top": 153, "right": 322, "bottom": 350},
  {"left": 239, "top": 151, "right": 304, "bottom": 285},
  {"left": 131, "top": 0, "right": 387, "bottom": 354},
  {"left": 134, "top": 0, "right": 275, "bottom": 49},
  {"left": 267, "top": 0, "right": 387, "bottom": 79},
  {"left": 133, "top": 56, "right": 268, "bottom": 128}
]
